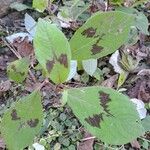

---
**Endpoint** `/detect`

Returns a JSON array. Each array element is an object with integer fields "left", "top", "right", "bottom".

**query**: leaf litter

[{"left": 0, "top": 0, "right": 150, "bottom": 149}]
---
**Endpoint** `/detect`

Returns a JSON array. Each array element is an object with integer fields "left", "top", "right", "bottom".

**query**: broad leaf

[
  {"left": 32, "top": 0, "right": 48, "bottom": 12},
  {"left": 7, "top": 58, "right": 30, "bottom": 83},
  {"left": 63, "top": 86, "right": 144, "bottom": 145},
  {"left": 70, "top": 11, "right": 135, "bottom": 61},
  {"left": 0, "top": 91, "right": 43, "bottom": 150},
  {"left": 34, "top": 19, "right": 71, "bottom": 84}
]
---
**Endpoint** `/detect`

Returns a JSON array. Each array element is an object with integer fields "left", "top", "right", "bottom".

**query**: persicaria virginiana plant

[{"left": 1, "top": 7, "right": 149, "bottom": 150}]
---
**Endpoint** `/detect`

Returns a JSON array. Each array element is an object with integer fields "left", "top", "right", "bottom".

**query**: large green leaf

[
  {"left": 0, "top": 91, "right": 43, "bottom": 150},
  {"left": 7, "top": 57, "right": 30, "bottom": 83},
  {"left": 34, "top": 19, "right": 71, "bottom": 84},
  {"left": 63, "top": 86, "right": 144, "bottom": 145},
  {"left": 70, "top": 11, "right": 135, "bottom": 61}
]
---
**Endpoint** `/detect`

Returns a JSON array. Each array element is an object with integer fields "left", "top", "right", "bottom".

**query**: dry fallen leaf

[
  {"left": 0, "top": 80, "right": 11, "bottom": 92},
  {"left": 130, "top": 98, "right": 147, "bottom": 119},
  {"left": 77, "top": 132, "right": 94, "bottom": 150},
  {"left": 128, "top": 78, "right": 150, "bottom": 103},
  {"left": 0, "top": 137, "right": 5, "bottom": 149},
  {"left": 101, "top": 74, "right": 118, "bottom": 88},
  {"left": 13, "top": 36, "right": 33, "bottom": 57},
  {"left": 130, "top": 139, "right": 141, "bottom": 149}
]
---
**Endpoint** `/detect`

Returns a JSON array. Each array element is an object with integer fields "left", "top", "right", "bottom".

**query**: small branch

[
  {"left": 80, "top": 136, "right": 95, "bottom": 141},
  {"left": 36, "top": 78, "right": 49, "bottom": 90},
  {"left": 2, "top": 37, "right": 21, "bottom": 59}
]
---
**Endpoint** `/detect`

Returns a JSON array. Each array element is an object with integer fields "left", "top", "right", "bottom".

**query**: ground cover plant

[{"left": 0, "top": 0, "right": 150, "bottom": 149}]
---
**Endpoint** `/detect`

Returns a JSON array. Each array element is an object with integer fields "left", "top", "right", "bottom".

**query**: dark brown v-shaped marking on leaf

[
  {"left": 46, "top": 59, "right": 55, "bottom": 73},
  {"left": 27, "top": 118, "right": 39, "bottom": 128},
  {"left": 11, "top": 109, "right": 21, "bottom": 120},
  {"left": 81, "top": 27, "right": 97, "bottom": 38},
  {"left": 91, "top": 44, "right": 103, "bottom": 55},
  {"left": 57, "top": 54, "right": 68, "bottom": 68},
  {"left": 85, "top": 114, "right": 103, "bottom": 127},
  {"left": 99, "top": 91, "right": 113, "bottom": 116}
]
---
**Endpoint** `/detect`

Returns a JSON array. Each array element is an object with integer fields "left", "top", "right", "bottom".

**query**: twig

[
  {"left": 2, "top": 37, "right": 21, "bottom": 59},
  {"left": 36, "top": 78, "right": 49, "bottom": 90},
  {"left": 80, "top": 136, "right": 95, "bottom": 141}
]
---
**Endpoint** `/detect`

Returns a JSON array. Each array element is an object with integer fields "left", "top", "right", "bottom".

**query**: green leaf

[
  {"left": 70, "top": 0, "right": 90, "bottom": 20},
  {"left": 34, "top": 18, "right": 71, "bottom": 84},
  {"left": 0, "top": 91, "right": 43, "bottom": 150},
  {"left": 70, "top": 11, "right": 135, "bottom": 61},
  {"left": 7, "top": 57, "right": 30, "bottom": 83},
  {"left": 63, "top": 86, "right": 144, "bottom": 145},
  {"left": 116, "top": 7, "right": 149, "bottom": 35},
  {"left": 142, "top": 116, "right": 150, "bottom": 132},
  {"left": 110, "top": 0, "right": 124, "bottom": 5},
  {"left": 32, "top": 0, "right": 48, "bottom": 12},
  {"left": 82, "top": 59, "right": 97, "bottom": 76},
  {"left": 117, "top": 71, "right": 128, "bottom": 88}
]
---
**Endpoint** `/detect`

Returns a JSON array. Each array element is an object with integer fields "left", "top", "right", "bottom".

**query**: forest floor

[{"left": 0, "top": 0, "right": 150, "bottom": 150}]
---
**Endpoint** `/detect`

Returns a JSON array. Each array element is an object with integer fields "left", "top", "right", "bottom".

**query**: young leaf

[
  {"left": 32, "top": 0, "right": 48, "bottom": 12},
  {"left": 67, "top": 60, "right": 77, "bottom": 81},
  {"left": 0, "top": 91, "right": 43, "bottom": 150},
  {"left": 82, "top": 59, "right": 97, "bottom": 76},
  {"left": 7, "top": 57, "right": 30, "bottom": 83},
  {"left": 63, "top": 86, "right": 144, "bottom": 145},
  {"left": 34, "top": 19, "right": 71, "bottom": 84},
  {"left": 70, "top": 11, "right": 135, "bottom": 61}
]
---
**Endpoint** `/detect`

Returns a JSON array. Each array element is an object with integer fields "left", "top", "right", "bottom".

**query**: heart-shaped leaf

[
  {"left": 70, "top": 11, "right": 135, "bottom": 60},
  {"left": 0, "top": 91, "right": 43, "bottom": 150},
  {"left": 34, "top": 19, "right": 71, "bottom": 84},
  {"left": 63, "top": 86, "right": 144, "bottom": 145}
]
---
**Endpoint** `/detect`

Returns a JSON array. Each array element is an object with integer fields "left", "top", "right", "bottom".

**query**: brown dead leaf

[
  {"left": 130, "top": 140, "right": 140, "bottom": 149},
  {"left": 0, "top": 138, "right": 5, "bottom": 149},
  {"left": 0, "top": 80, "right": 11, "bottom": 92},
  {"left": 77, "top": 132, "right": 94, "bottom": 150},
  {"left": 128, "top": 77, "right": 150, "bottom": 103},
  {"left": 0, "top": 56, "right": 7, "bottom": 70},
  {"left": 25, "top": 78, "right": 40, "bottom": 92},
  {"left": 101, "top": 74, "right": 118, "bottom": 88},
  {"left": 13, "top": 36, "right": 33, "bottom": 57}
]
